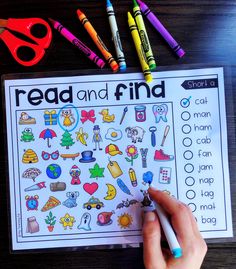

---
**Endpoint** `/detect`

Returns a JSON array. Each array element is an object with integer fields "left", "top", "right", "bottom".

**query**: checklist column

[
  {"left": 175, "top": 84, "right": 229, "bottom": 232},
  {"left": 179, "top": 97, "right": 197, "bottom": 213}
]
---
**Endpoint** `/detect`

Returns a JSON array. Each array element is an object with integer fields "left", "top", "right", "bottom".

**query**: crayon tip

[
  {"left": 127, "top": 12, "right": 133, "bottom": 20},
  {"left": 119, "top": 64, "right": 127, "bottom": 71},
  {"left": 136, "top": 0, "right": 142, "bottom": 5},
  {"left": 48, "top": 18, "right": 56, "bottom": 25},
  {"left": 177, "top": 48, "right": 185, "bottom": 58},
  {"left": 112, "top": 63, "right": 119, "bottom": 73},
  {"left": 106, "top": 0, "right": 112, "bottom": 7},
  {"left": 149, "top": 63, "right": 157, "bottom": 71},
  {"left": 77, "top": 9, "right": 83, "bottom": 17},
  {"left": 145, "top": 74, "right": 153, "bottom": 83},
  {"left": 132, "top": 0, "right": 139, "bottom": 8}
]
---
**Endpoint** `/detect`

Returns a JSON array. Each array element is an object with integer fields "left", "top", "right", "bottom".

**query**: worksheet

[{"left": 4, "top": 67, "right": 233, "bottom": 250}]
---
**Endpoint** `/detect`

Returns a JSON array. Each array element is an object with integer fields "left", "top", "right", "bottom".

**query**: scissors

[{"left": 0, "top": 18, "right": 52, "bottom": 66}]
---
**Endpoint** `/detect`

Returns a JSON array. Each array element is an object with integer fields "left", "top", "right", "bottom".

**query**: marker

[
  {"left": 132, "top": 0, "right": 156, "bottom": 70},
  {"left": 77, "top": 9, "right": 119, "bottom": 72},
  {"left": 152, "top": 199, "right": 182, "bottom": 258},
  {"left": 106, "top": 0, "right": 126, "bottom": 71},
  {"left": 136, "top": 0, "right": 185, "bottom": 58},
  {"left": 127, "top": 12, "right": 152, "bottom": 83},
  {"left": 48, "top": 18, "right": 105, "bottom": 69}
]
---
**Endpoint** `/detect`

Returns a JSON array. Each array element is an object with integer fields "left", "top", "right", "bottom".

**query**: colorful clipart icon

[
  {"left": 39, "top": 128, "right": 57, "bottom": 148},
  {"left": 125, "top": 126, "right": 145, "bottom": 143},
  {"left": 76, "top": 127, "right": 88, "bottom": 146},
  {"left": 117, "top": 178, "right": 132, "bottom": 196},
  {"left": 152, "top": 104, "right": 168, "bottom": 123},
  {"left": 22, "top": 149, "right": 39, "bottom": 164},
  {"left": 97, "top": 211, "right": 114, "bottom": 226},
  {"left": 104, "top": 183, "right": 117, "bottom": 200},
  {"left": 83, "top": 182, "right": 99, "bottom": 195},
  {"left": 78, "top": 213, "right": 92, "bottom": 231},
  {"left": 117, "top": 213, "right": 133, "bottom": 229},
  {"left": 25, "top": 195, "right": 39, "bottom": 210},
  {"left": 105, "top": 128, "right": 122, "bottom": 141},
  {"left": 99, "top": 108, "right": 115, "bottom": 123},
  {"left": 105, "top": 144, "right": 122, "bottom": 156},
  {"left": 20, "top": 128, "right": 35, "bottom": 142},
  {"left": 60, "top": 213, "right": 76, "bottom": 230},
  {"left": 46, "top": 164, "right": 62, "bottom": 179},
  {"left": 19, "top": 112, "right": 36, "bottom": 125},
  {"left": 22, "top": 167, "right": 41, "bottom": 182},
  {"left": 63, "top": 191, "right": 79, "bottom": 208},
  {"left": 125, "top": 145, "right": 139, "bottom": 166}
]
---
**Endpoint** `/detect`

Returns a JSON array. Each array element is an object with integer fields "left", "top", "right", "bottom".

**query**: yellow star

[{"left": 60, "top": 213, "right": 75, "bottom": 229}]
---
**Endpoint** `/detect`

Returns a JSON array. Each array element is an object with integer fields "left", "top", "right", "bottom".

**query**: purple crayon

[
  {"left": 49, "top": 18, "right": 105, "bottom": 68},
  {"left": 136, "top": 0, "right": 185, "bottom": 58}
]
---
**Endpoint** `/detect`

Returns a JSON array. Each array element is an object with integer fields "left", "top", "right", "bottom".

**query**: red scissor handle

[
  {"left": 6, "top": 18, "right": 52, "bottom": 48},
  {"left": 0, "top": 29, "right": 45, "bottom": 66}
]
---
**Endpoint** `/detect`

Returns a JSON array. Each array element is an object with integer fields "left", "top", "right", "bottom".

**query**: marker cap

[{"left": 172, "top": 248, "right": 182, "bottom": 258}]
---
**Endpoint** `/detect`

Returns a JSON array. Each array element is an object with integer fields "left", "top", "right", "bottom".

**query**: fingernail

[{"left": 144, "top": 211, "right": 156, "bottom": 223}]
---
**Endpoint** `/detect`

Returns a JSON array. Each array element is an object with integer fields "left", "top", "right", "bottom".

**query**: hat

[
  {"left": 105, "top": 144, "right": 122, "bottom": 156},
  {"left": 79, "top": 150, "right": 96, "bottom": 163},
  {"left": 93, "top": 125, "right": 100, "bottom": 131}
]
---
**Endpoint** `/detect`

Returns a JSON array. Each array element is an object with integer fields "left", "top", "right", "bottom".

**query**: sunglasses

[{"left": 42, "top": 150, "right": 59, "bottom": 160}]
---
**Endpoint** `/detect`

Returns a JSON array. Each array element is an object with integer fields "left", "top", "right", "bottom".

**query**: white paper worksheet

[{"left": 4, "top": 67, "right": 233, "bottom": 251}]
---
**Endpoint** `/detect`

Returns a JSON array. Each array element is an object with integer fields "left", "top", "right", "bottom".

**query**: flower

[{"left": 126, "top": 145, "right": 138, "bottom": 157}]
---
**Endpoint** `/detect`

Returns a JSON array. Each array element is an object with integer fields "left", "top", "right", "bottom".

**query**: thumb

[{"left": 142, "top": 211, "right": 166, "bottom": 269}]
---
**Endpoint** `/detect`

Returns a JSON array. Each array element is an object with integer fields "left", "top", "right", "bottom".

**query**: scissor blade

[
  {"left": 0, "top": 27, "right": 5, "bottom": 34},
  {"left": 0, "top": 19, "right": 8, "bottom": 27}
]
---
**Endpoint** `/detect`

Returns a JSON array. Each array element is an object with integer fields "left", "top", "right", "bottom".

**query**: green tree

[{"left": 60, "top": 130, "right": 75, "bottom": 149}]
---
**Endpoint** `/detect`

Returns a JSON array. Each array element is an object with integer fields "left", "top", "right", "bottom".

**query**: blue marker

[
  {"left": 106, "top": 0, "right": 126, "bottom": 71},
  {"left": 153, "top": 199, "right": 182, "bottom": 258}
]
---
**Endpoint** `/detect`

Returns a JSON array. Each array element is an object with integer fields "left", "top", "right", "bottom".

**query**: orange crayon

[{"left": 77, "top": 9, "right": 119, "bottom": 72}]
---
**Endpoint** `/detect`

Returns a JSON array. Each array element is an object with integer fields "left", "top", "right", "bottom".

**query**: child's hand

[{"left": 142, "top": 187, "right": 207, "bottom": 269}]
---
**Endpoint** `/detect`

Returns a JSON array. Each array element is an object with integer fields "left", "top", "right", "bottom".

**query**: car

[{"left": 83, "top": 197, "right": 104, "bottom": 210}]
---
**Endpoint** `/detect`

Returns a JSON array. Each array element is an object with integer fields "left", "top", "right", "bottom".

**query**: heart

[{"left": 83, "top": 182, "right": 98, "bottom": 195}]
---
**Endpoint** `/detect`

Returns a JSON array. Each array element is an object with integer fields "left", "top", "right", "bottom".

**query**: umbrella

[
  {"left": 22, "top": 168, "right": 42, "bottom": 182},
  {"left": 39, "top": 128, "right": 57, "bottom": 148}
]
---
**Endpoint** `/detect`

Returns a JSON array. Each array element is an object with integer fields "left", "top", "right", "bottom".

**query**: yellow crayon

[
  {"left": 127, "top": 12, "right": 152, "bottom": 83},
  {"left": 133, "top": 0, "right": 156, "bottom": 70},
  {"left": 77, "top": 9, "right": 119, "bottom": 72}
]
